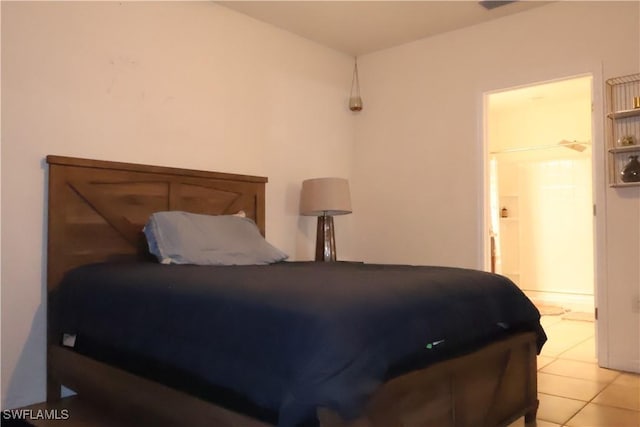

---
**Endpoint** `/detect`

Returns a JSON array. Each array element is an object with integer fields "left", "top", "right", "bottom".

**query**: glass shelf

[
  {"left": 610, "top": 182, "right": 640, "bottom": 188},
  {"left": 608, "top": 145, "right": 640, "bottom": 154},
  {"left": 607, "top": 108, "right": 640, "bottom": 120}
]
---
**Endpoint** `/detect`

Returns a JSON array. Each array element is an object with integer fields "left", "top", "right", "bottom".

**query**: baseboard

[
  {"left": 607, "top": 357, "right": 640, "bottom": 374},
  {"left": 523, "top": 290, "right": 594, "bottom": 314}
]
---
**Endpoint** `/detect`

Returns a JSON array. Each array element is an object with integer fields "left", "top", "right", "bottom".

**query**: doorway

[{"left": 484, "top": 75, "right": 595, "bottom": 319}]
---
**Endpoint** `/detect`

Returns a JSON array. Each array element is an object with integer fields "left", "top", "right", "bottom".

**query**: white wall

[
  {"left": 354, "top": 1, "right": 639, "bottom": 371},
  {"left": 1, "top": 2, "right": 356, "bottom": 409}
]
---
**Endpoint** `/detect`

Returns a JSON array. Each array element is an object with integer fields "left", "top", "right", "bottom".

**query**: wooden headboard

[{"left": 46, "top": 155, "right": 267, "bottom": 291}]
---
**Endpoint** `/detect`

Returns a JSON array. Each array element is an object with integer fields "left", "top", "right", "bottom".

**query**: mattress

[{"left": 49, "top": 261, "right": 546, "bottom": 426}]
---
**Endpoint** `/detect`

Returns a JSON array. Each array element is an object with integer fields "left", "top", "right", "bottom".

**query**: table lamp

[{"left": 300, "top": 177, "right": 352, "bottom": 261}]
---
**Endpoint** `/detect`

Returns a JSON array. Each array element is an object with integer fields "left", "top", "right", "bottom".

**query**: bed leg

[{"left": 524, "top": 399, "right": 539, "bottom": 425}]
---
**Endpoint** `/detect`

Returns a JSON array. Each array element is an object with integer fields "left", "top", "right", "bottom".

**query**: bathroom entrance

[{"left": 484, "top": 75, "right": 595, "bottom": 319}]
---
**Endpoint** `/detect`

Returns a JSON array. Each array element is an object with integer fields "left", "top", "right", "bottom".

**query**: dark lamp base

[{"left": 315, "top": 215, "right": 336, "bottom": 262}]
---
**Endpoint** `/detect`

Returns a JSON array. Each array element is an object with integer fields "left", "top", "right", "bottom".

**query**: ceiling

[{"left": 217, "top": 1, "right": 551, "bottom": 56}]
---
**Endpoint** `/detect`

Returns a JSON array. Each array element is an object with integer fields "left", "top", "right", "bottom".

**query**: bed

[{"left": 46, "top": 155, "right": 544, "bottom": 427}]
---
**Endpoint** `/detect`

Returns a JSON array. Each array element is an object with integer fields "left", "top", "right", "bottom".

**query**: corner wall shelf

[{"left": 605, "top": 73, "right": 640, "bottom": 187}]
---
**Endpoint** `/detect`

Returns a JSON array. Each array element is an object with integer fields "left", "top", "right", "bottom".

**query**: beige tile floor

[{"left": 509, "top": 315, "right": 640, "bottom": 427}]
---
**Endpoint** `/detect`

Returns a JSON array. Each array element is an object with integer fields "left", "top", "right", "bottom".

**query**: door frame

[{"left": 479, "top": 70, "right": 609, "bottom": 367}]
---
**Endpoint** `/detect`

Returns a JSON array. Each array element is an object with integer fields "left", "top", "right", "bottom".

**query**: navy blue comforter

[{"left": 50, "top": 262, "right": 545, "bottom": 426}]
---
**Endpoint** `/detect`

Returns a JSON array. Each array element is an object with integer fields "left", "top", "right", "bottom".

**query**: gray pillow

[{"left": 143, "top": 211, "right": 288, "bottom": 265}]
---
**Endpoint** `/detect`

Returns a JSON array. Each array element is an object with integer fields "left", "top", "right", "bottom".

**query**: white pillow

[{"left": 143, "top": 211, "right": 288, "bottom": 265}]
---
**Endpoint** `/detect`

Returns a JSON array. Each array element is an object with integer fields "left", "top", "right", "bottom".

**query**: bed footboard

[
  {"left": 317, "top": 332, "right": 538, "bottom": 427},
  {"left": 48, "top": 332, "right": 536, "bottom": 427}
]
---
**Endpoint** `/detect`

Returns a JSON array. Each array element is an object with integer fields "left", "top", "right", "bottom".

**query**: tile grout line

[
  {"left": 560, "top": 400, "right": 589, "bottom": 426},
  {"left": 535, "top": 318, "right": 640, "bottom": 425},
  {"left": 536, "top": 318, "right": 625, "bottom": 425},
  {"left": 554, "top": 334, "right": 594, "bottom": 358},
  {"left": 539, "top": 364, "right": 621, "bottom": 383},
  {"left": 538, "top": 318, "right": 595, "bottom": 358},
  {"left": 562, "top": 374, "right": 631, "bottom": 427},
  {"left": 543, "top": 371, "right": 626, "bottom": 426}
]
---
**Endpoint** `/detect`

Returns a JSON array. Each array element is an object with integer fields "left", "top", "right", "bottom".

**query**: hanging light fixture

[{"left": 349, "top": 58, "right": 363, "bottom": 112}]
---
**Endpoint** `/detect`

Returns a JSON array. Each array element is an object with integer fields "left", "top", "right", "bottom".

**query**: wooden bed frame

[{"left": 46, "top": 155, "right": 539, "bottom": 427}]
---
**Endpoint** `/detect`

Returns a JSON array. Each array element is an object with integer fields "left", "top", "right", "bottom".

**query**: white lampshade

[{"left": 300, "top": 178, "right": 352, "bottom": 216}]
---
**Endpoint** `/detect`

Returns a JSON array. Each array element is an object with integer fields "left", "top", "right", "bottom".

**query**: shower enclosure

[{"left": 489, "top": 143, "right": 594, "bottom": 313}]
